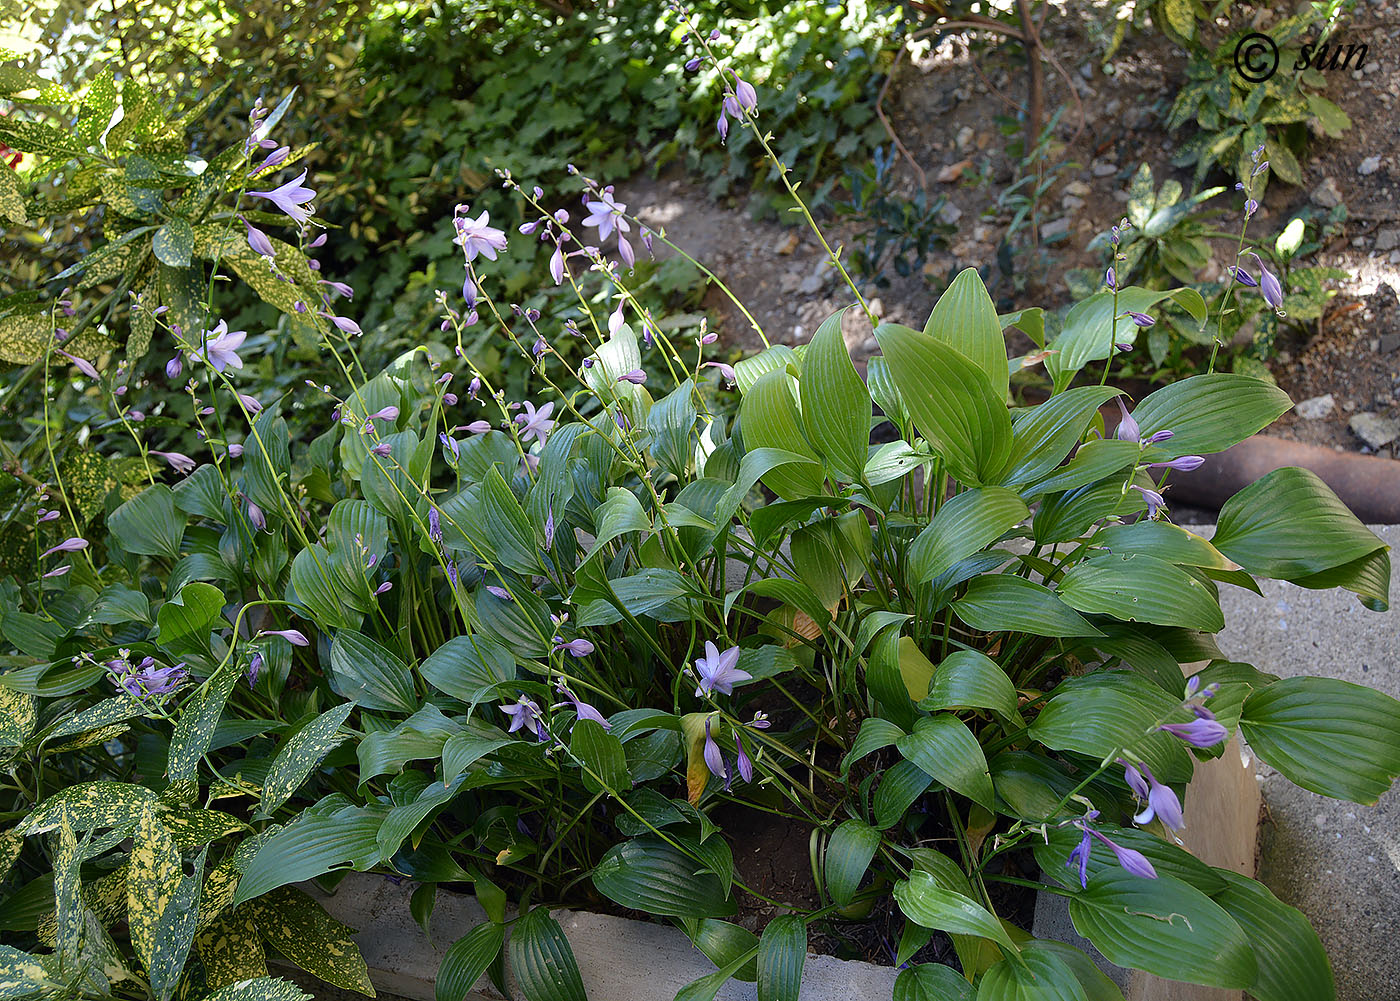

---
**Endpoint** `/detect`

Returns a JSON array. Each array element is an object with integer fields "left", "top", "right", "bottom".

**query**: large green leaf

[
  {"left": 1129, "top": 374, "right": 1292, "bottom": 457},
  {"left": 976, "top": 946, "right": 1089, "bottom": 1001},
  {"left": 757, "top": 915, "right": 806, "bottom": 1001},
  {"left": 357, "top": 704, "right": 460, "bottom": 785},
  {"left": 920, "top": 650, "right": 1019, "bottom": 722},
  {"left": 841, "top": 717, "right": 906, "bottom": 775},
  {"left": 418, "top": 633, "right": 515, "bottom": 704},
  {"left": 251, "top": 887, "right": 373, "bottom": 995},
  {"left": 824, "top": 819, "right": 881, "bottom": 907},
  {"left": 1211, "top": 467, "right": 1387, "bottom": 579},
  {"left": 997, "top": 386, "right": 1123, "bottom": 486},
  {"left": 437, "top": 920, "right": 504, "bottom": 1001},
  {"left": 874, "top": 760, "right": 935, "bottom": 830},
  {"left": 156, "top": 580, "right": 224, "bottom": 650},
  {"left": 1046, "top": 287, "right": 1206, "bottom": 388},
  {"left": 1210, "top": 868, "right": 1334, "bottom": 1001},
  {"left": 1057, "top": 553, "right": 1224, "bottom": 631},
  {"left": 801, "top": 308, "right": 871, "bottom": 482},
  {"left": 569, "top": 719, "right": 630, "bottom": 795},
  {"left": 874, "top": 323, "right": 1012, "bottom": 485},
  {"left": 591, "top": 837, "right": 736, "bottom": 918},
  {"left": 509, "top": 908, "right": 587, "bottom": 1001},
  {"left": 1068, "top": 871, "right": 1256, "bottom": 989},
  {"left": 952, "top": 575, "right": 1103, "bottom": 638},
  {"left": 1030, "top": 680, "right": 1192, "bottom": 783},
  {"left": 893, "top": 871, "right": 1019, "bottom": 956},
  {"left": 287, "top": 545, "right": 359, "bottom": 631},
  {"left": 232, "top": 802, "right": 389, "bottom": 905},
  {"left": 479, "top": 466, "right": 544, "bottom": 575},
  {"left": 328, "top": 631, "right": 417, "bottom": 713},
  {"left": 908, "top": 487, "right": 1027, "bottom": 585},
  {"left": 110, "top": 485, "right": 183, "bottom": 559},
  {"left": 896, "top": 714, "right": 995, "bottom": 811},
  {"left": 923, "top": 267, "right": 1009, "bottom": 401},
  {"left": 895, "top": 963, "right": 976, "bottom": 1001},
  {"left": 1091, "top": 522, "right": 1235, "bottom": 570},
  {"left": 740, "top": 369, "right": 826, "bottom": 499},
  {"left": 1033, "top": 823, "right": 1225, "bottom": 895},
  {"left": 259, "top": 703, "right": 356, "bottom": 816},
  {"left": 1240, "top": 676, "right": 1400, "bottom": 804}
]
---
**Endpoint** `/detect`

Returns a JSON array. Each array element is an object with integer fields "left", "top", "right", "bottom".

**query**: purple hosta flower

[
  {"left": 485, "top": 584, "right": 513, "bottom": 602},
  {"left": 467, "top": 376, "right": 481, "bottom": 400},
  {"left": 1244, "top": 198, "right": 1259, "bottom": 217},
  {"left": 445, "top": 560, "right": 460, "bottom": 589},
  {"left": 582, "top": 188, "right": 629, "bottom": 243},
  {"left": 237, "top": 393, "right": 263, "bottom": 414},
  {"left": 1065, "top": 811, "right": 1158, "bottom": 888},
  {"left": 1159, "top": 716, "right": 1229, "bottom": 748},
  {"left": 703, "top": 361, "right": 737, "bottom": 386},
  {"left": 248, "top": 169, "right": 316, "bottom": 227},
  {"left": 247, "top": 652, "right": 264, "bottom": 687},
  {"left": 42, "top": 565, "right": 70, "bottom": 578},
  {"left": 192, "top": 321, "right": 247, "bottom": 372},
  {"left": 55, "top": 349, "right": 99, "bottom": 380},
  {"left": 515, "top": 400, "right": 555, "bottom": 445},
  {"left": 617, "top": 234, "right": 635, "bottom": 269},
  {"left": 1120, "top": 759, "right": 1184, "bottom": 831},
  {"left": 555, "top": 681, "right": 609, "bottom": 728},
  {"left": 730, "top": 71, "right": 757, "bottom": 112},
  {"left": 609, "top": 302, "right": 626, "bottom": 336},
  {"left": 1105, "top": 267, "right": 1116, "bottom": 290},
  {"left": 40, "top": 537, "right": 88, "bottom": 559},
  {"left": 374, "top": 580, "right": 393, "bottom": 595},
  {"left": 37, "top": 509, "right": 60, "bottom": 524},
  {"left": 1124, "top": 311, "right": 1155, "bottom": 327},
  {"left": 1228, "top": 265, "right": 1258, "bottom": 287},
  {"left": 247, "top": 498, "right": 267, "bottom": 532},
  {"left": 703, "top": 717, "right": 733, "bottom": 791},
  {"left": 549, "top": 243, "right": 566, "bottom": 285},
  {"left": 369, "top": 441, "right": 392, "bottom": 457},
  {"left": 716, "top": 104, "right": 731, "bottom": 142},
  {"left": 128, "top": 410, "right": 145, "bottom": 422},
  {"left": 532, "top": 335, "right": 547, "bottom": 360},
  {"left": 1131, "top": 484, "right": 1167, "bottom": 520},
  {"left": 544, "top": 505, "right": 556, "bottom": 551},
  {"left": 734, "top": 734, "right": 754, "bottom": 783},
  {"left": 165, "top": 354, "right": 183, "bottom": 380},
  {"left": 464, "top": 420, "right": 493, "bottom": 435},
  {"left": 685, "top": 56, "right": 701, "bottom": 72},
  {"left": 1250, "top": 253, "right": 1285, "bottom": 312},
  {"left": 453, "top": 207, "right": 508, "bottom": 262},
  {"left": 227, "top": 443, "right": 244, "bottom": 458},
  {"left": 259, "top": 628, "right": 310, "bottom": 646},
  {"left": 1114, "top": 399, "right": 1140, "bottom": 443},
  {"left": 440, "top": 432, "right": 461, "bottom": 461},
  {"left": 428, "top": 506, "right": 443, "bottom": 543},
  {"left": 149, "top": 450, "right": 196, "bottom": 475},
  {"left": 552, "top": 634, "right": 595, "bottom": 658},
  {"left": 363, "top": 405, "right": 399, "bottom": 426},
  {"left": 502, "top": 695, "right": 546, "bottom": 741},
  {"left": 693, "top": 640, "right": 751, "bottom": 697},
  {"left": 1148, "top": 455, "right": 1205, "bottom": 472},
  {"left": 322, "top": 280, "right": 354, "bottom": 300},
  {"left": 242, "top": 216, "right": 276, "bottom": 258},
  {"left": 254, "top": 145, "right": 290, "bottom": 173},
  {"left": 110, "top": 656, "right": 188, "bottom": 699},
  {"left": 321, "top": 311, "right": 362, "bottom": 336},
  {"left": 618, "top": 369, "right": 647, "bottom": 385},
  {"left": 641, "top": 228, "right": 654, "bottom": 257}
]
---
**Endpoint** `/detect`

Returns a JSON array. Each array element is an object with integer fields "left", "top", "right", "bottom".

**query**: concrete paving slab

[{"left": 1209, "top": 525, "right": 1399, "bottom": 1001}]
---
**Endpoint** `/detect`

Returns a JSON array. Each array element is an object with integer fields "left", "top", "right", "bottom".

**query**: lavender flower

[
  {"left": 502, "top": 695, "right": 545, "bottom": 740},
  {"left": 440, "top": 433, "right": 460, "bottom": 461},
  {"left": 515, "top": 401, "right": 555, "bottom": 445},
  {"left": 166, "top": 355, "right": 183, "bottom": 380},
  {"left": 369, "top": 441, "right": 392, "bottom": 457},
  {"left": 1228, "top": 265, "right": 1258, "bottom": 287},
  {"left": 1250, "top": 253, "right": 1285, "bottom": 312},
  {"left": 149, "top": 450, "right": 196, "bottom": 475},
  {"left": 364, "top": 405, "right": 400, "bottom": 424},
  {"left": 1120, "top": 759, "right": 1184, "bottom": 831},
  {"left": 1148, "top": 455, "right": 1205, "bottom": 472},
  {"left": 685, "top": 56, "right": 701, "bottom": 72},
  {"left": 617, "top": 369, "right": 647, "bottom": 385},
  {"left": 247, "top": 498, "right": 267, "bottom": 532},
  {"left": 453, "top": 207, "right": 508, "bottom": 262},
  {"left": 555, "top": 681, "right": 609, "bottom": 728},
  {"left": 109, "top": 656, "right": 187, "bottom": 699},
  {"left": 1131, "top": 484, "right": 1167, "bottom": 519},
  {"left": 703, "top": 361, "right": 737, "bottom": 386},
  {"left": 582, "top": 189, "right": 629, "bottom": 242},
  {"left": 242, "top": 216, "right": 276, "bottom": 258},
  {"left": 1064, "top": 811, "right": 1158, "bottom": 888},
  {"left": 1114, "top": 399, "right": 1140, "bottom": 443},
  {"left": 552, "top": 635, "right": 595, "bottom": 658},
  {"left": 1105, "top": 267, "right": 1116, "bottom": 290},
  {"left": 237, "top": 393, "right": 262, "bottom": 413},
  {"left": 703, "top": 717, "right": 732, "bottom": 791},
  {"left": 321, "top": 280, "right": 354, "bottom": 300},
  {"left": 247, "top": 652, "right": 263, "bottom": 687},
  {"left": 1158, "top": 716, "right": 1228, "bottom": 748},
  {"left": 321, "top": 312, "right": 362, "bottom": 336},
  {"left": 254, "top": 145, "right": 290, "bottom": 173},
  {"left": 693, "top": 640, "right": 751, "bottom": 697},
  {"left": 731, "top": 71, "right": 757, "bottom": 111},
  {"left": 259, "top": 628, "right": 310, "bottom": 646},
  {"left": 464, "top": 420, "right": 493, "bottom": 434},
  {"left": 485, "top": 585, "right": 513, "bottom": 602},
  {"left": 735, "top": 734, "right": 754, "bottom": 783},
  {"left": 1124, "top": 311, "right": 1155, "bottom": 327},
  {"left": 428, "top": 506, "right": 443, "bottom": 543},
  {"left": 248, "top": 169, "right": 316, "bottom": 227},
  {"left": 192, "top": 321, "right": 247, "bottom": 372},
  {"left": 40, "top": 537, "right": 88, "bottom": 558},
  {"left": 55, "top": 349, "right": 99, "bottom": 380}
]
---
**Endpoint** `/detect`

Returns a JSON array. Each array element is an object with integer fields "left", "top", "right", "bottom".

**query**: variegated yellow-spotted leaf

[
  {"left": 0, "top": 686, "right": 35, "bottom": 763},
  {"left": 258, "top": 702, "right": 355, "bottom": 818},
  {"left": 0, "top": 828, "right": 22, "bottom": 883},
  {"left": 52, "top": 813, "right": 100, "bottom": 989},
  {"left": 146, "top": 853, "right": 205, "bottom": 1001},
  {"left": 127, "top": 803, "right": 181, "bottom": 974},
  {"left": 0, "top": 943, "right": 58, "bottom": 998},
  {"left": 196, "top": 909, "right": 268, "bottom": 990},
  {"left": 40, "top": 693, "right": 152, "bottom": 745},
  {"left": 87, "top": 865, "right": 129, "bottom": 926},
  {"left": 50, "top": 723, "right": 131, "bottom": 754},
  {"left": 161, "top": 778, "right": 199, "bottom": 806},
  {"left": 17, "top": 781, "right": 157, "bottom": 836},
  {"left": 58, "top": 448, "right": 119, "bottom": 524},
  {"left": 197, "top": 858, "right": 243, "bottom": 932},
  {"left": 0, "top": 164, "right": 26, "bottom": 225},
  {"left": 201, "top": 976, "right": 314, "bottom": 1001},
  {"left": 251, "top": 887, "right": 374, "bottom": 996},
  {"left": 168, "top": 663, "right": 241, "bottom": 783},
  {"left": 158, "top": 805, "right": 247, "bottom": 847}
]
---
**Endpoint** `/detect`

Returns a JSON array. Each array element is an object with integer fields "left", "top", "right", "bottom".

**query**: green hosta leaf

[
  {"left": 824, "top": 819, "right": 881, "bottom": 907},
  {"left": 1129, "top": 374, "right": 1291, "bottom": 458},
  {"left": 110, "top": 484, "right": 183, "bottom": 560},
  {"left": 358, "top": 704, "right": 460, "bottom": 785},
  {"left": 232, "top": 802, "right": 389, "bottom": 905},
  {"left": 893, "top": 871, "right": 1019, "bottom": 956},
  {"left": 895, "top": 963, "right": 975, "bottom": 1001},
  {"left": 1068, "top": 871, "right": 1256, "bottom": 989},
  {"left": 896, "top": 714, "right": 995, "bottom": 811},
  {"left": 18, "top": 781, "right": 156, "bottom": 835},
  {"left": 757, "top": 914, "right": 806, "bottom": 1001},
  {"left": 152, "top": 217, "right": 194, "bottom": 267},
  {"left": 479, "top": 466, "right": 544, "bottom": 574},
  {"left": 1023, "top": 439, "right": 1138, "bottom": 497},
  {"left": 841, "top": 717, "right": 906, "bottom": 775},
  {"left": 952, "top": 575, "right": 1103, "bottom": 638},
  {"left": 1046, "top": 287, "right": 1206, "bottom": 388},
  {"left": 977, "top": 945, "right": 1090, "bottom": 1001},
  {"left": 920, "top": 650, "right": 1019, "bottom": 722},
  {"left": 287, "top": 545, "right": 358, "bottom": 630},
  {"left": 1057, "top": 553, "right": 1224, "bottom": 631},
  {"left": 801, "top": 307, "right": 871, "bottom": 481},
  {"left": 202, "top": 977, "right": 313, "bottom": 1001},
  {"left": 1091, "top": 522, "right": 1235, "bottom": 569},
  {"left": 570, "top": 719, "right": 631, "bottom": 795},
  {"left": 740, "top": 369, "right": 826, "bottom": 499},
  {"left": 260, "top": 703, "right": 356, "bottom": 816},
  {"left": 874, "top": 760, "right": 935, "bottom": 829},
  {"left": 156, "top": 580, "right": 225, "bottom": 651},
  {"left": 437, "top": 920, "right": 504, "bottom": 1001},
  {"left": 874, "top": 322, "right": 1012, "bottom": 485},
  {"left": 1211, "top": 467, "right": 1387, "bottom": 579},
  {"left": 168, "top": 664, "right": 240, "bottom": 782},
  {"left": 647, "top": 378, "right": 698, "bottom": 479},
  {"left": 328, "top": 630, "right": 417, "bottom": 713},
  {"left": 997, "top": 386, "right": 1123, "bottom": 486},
  {"left": 924, "top": 267, "right": 1009, "bottom": 400},
  {"left": 592, "top": 837, "right": 736, "bottom": 918},
  {"left": 128, "top": 804, "right": 181, "bottom": 974},
  {"left": 251, "top": 887, "right": 372, "bottom": 995},
  {"left": 1033, "top": 823, "right": 1225, "bottom": 895},
  {"left": 1240, "top": 676, "right": 1400, "bottom": 803},
  {"left": 1210, "top": 868, "right": 1333, "bottom": 1001},
  {"left": 689, "top": 919, "right": 759, "bottom": 982},
  {"left": 1030, "top": 680, "right": 1191, "bottom": 783},
  {"left": 509, "top": 908, "right": 587, "bottom": 1001},
  {"left": 908, "top": 487, "right": 1027, "bottom": 585},
  {"left": 420, "top": 632, "right": 517, "bottom": 708}
]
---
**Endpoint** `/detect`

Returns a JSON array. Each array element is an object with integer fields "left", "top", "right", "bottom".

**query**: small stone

[
  {"left": 1092, "top": 161, "right": 1118, "bottom": 177},
  {"left": 1064, "top": 180, "right": 1091, "bottom": 197},
  {"left": 1359, "top": 155, "right": 1382, "bottom": 176},
  {"left": 867, "top": 298, "right": 884, "bottom": 319},
  {"left": 1380, "top": 333, "right": 1400, "bottom": 353},
  {"left": 956, "top": 126, "right": 974, "bottom": 151},
  {"left": 938, "top": 202, "right": 964, "bottom": 226},
  {"left": 1377, "top": 228, "right": 1400, "bottom": 252},
  {"left": 1365, "top": 60, "right": 1380, "bottom": 74},
  {"left": 1349, "top": 412, "right": 1400, "bottom": 448},
  {"left": 1390, "top": 250, "right": 1400, "bottom": 265},
  {"left": 1040, "top": 217, "right": 1071, "bottom": 240},
  {"left": 798, "top": 260, "right": 830, "bottom": 296},
  {"left": 1312, "top": 177, "right": 1343, "bottom": 208},
  {"left": 936, "top": 158, "right": 973, "bottom": 183},
  {"left": 1062, "top": 195, "right": 1085, "bottom": 210},
  {"left": 777, "top": 233, "right": 799, "bottom": 255},
  {"left": 1295, "top": 393, "right": 1335, "bottom": 419}
]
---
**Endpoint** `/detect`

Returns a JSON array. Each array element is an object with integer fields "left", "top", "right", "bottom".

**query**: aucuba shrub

[{"left": 3, "top": 14, "right": 1399, "bottom": 1001}]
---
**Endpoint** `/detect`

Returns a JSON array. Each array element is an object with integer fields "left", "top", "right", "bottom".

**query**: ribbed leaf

[
  {"left": 740, "top": 370, "right": 826, "bottom": 499},
  {"left": 1046, "top": 287, "right": 1206, "bottom": 387},
  {"left": 801, "top": 307, "right": 871, "bottom": 481},
  {"left": 874, "top": 760, "right": 935, "bottom": 830},
  {"left": 328, "top": 630, "right": 417, "bottom": 713},
  {"left": 897, "top": 715, "right": 995, "bottom": 811},
  {"left": 1240, "top": 677, "right": 1400, "bottom": 804},
  {"left": 1030, "top": 681, "right": 1192, "bottom": 783},
  {"left": 920, "top": 649, "right": 1019, "bottom": 721},
  {"left": 756, "top": 914, "right": 806, "bottom": 1001},
  {"left": 419, "top": 633, "right": 515, "bottom": 703},
  {"left": 894, "top": 963, "right": 975, "bottom": 1001},
  {"left": 110, "top": 484, "right": 183, "bottom": 559},
  {"left": 1091, "top": 521, "right": 1235, "bottom": 569},
  {"left": 1057, "top": 553, "right": 1224, "bottom": 631},
  {"left": 824, "top": 820, "right": 881, "bottom": 907},
  {"left": 840, "top": 717, "right": 906, "bottom": 775},
  {"left": 591, "top": 837, "right": 736, "bottom": 918},
  {"left": 508, "top": 908, "right": 587, "bottom": 1001},
  {"left": 997, "top": 386, "right": 1123, "bottom": 486},
  {"left": 952, "top": 575, "right": 1103, "bottom": 638},
  {"left": 1068, "top": 871, "right": 1256, "bottom": 989},
  {"left": 923, "top": 267, "right": 1008, "bottom": 400},
  {"left": 437, "top": 920, "right": 504, "bottom": 1001},
  {"left": 232, "top": 803, "right": 388, "bottom": 905},
  {"left": 1210, "top": 868, "right": 1334, "bottom": 1001},
  {"left": 893, "top": 872, "right": 1019, "bottom": 955},
  {"left": 569, "top": 719, "right": 630, "bottom": 795},
  {"left": 976, "top": 946, "right": 1089, "bottom": 1001},
  {"left": 908, "top": 487, "right": 1027, "bottom": 584},
  {"left": 1033, "top": 823, "right": 1225, "bottom": 895},
  {"left": 1129, "top": 373, "right": 1291, "bottom": 457}
]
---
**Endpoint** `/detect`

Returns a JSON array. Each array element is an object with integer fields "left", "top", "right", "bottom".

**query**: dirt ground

[{"left": 622, "top": 0, "right": 1400, "bottom": 459}]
